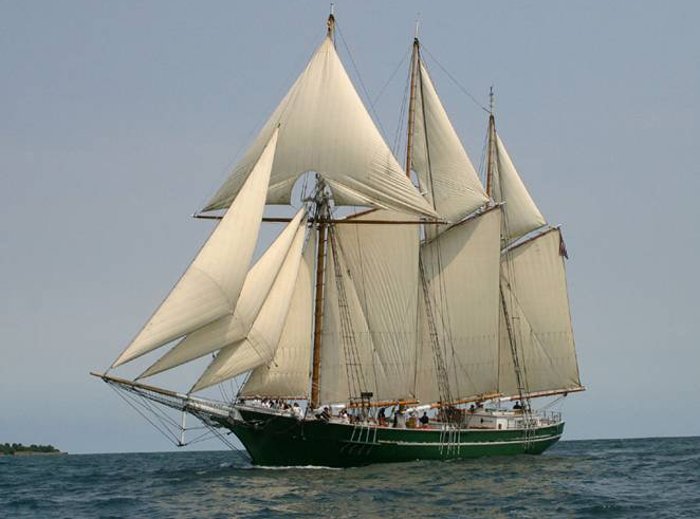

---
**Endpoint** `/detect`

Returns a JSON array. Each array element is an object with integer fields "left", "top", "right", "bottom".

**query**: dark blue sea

[{"left": 1, "top": 437, "right": 698, "bottom": 518}]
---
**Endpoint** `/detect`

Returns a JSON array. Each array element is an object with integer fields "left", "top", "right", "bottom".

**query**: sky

[{"left": 1, "top": 1, "right": 699, "bottom": 454}]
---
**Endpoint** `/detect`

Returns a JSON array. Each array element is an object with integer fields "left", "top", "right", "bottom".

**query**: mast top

[
  {"left": 489, "top": 85, "right": 495, "bottom": 115},
  {"left": 327, "top": 8, "right": 336, "bottom": 38},
  {"left": 414, "top": 13, "right": 421, "bottom": 41}
]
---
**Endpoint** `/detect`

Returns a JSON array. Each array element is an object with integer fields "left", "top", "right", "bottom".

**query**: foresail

[
  {"left": 191, "top": 220, "right": 308, "bottom": 392},
  {"left": 498, "top": 229, "right": 581, "bottom": 396},
  {"left": 412, "top": 62, "right": 488, "bottom": 221},
  {"left": 492, "top": 135, "right": 546, "bottom": 242},
  {"left": 202, "top": 36, "right": 437, "bottom": 219},
  {"left": 414, "top": 207, "right": 502, "bottom": 404},
  {"left": 334, "top": 210, "right": 420, "bottom": 402},
  {"left": 138, "top": 209, "right": 306, "bottom": 379},
  {"left": 241, "top": 233, "right": 316, "bottom": 398},
  {"left": 112, "top": 130, "right": 278, "bottom": 368},
  {"left": 319, "top": 234, "right": 383, "bottom": 404}
]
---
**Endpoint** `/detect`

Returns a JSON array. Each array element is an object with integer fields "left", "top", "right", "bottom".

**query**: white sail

[
  {"left": 138, "top": 210, "right": 306, "bottom": 378},
  {"left": 414, "top": 207, "right": 502, "bottom": 404},
  {"left": 112, "top": 130, "right": 279, "bottom": 368},
  {"left": 412, "top": 62, "right": 488, "bottom": 221},
  {"left": 492, "top": 135, "right": 546, "bottom": 242},
  {"left": 203, "top": 36, "right": 437, "bottom": 219},
  {"left": 319, "top": 235, "right": 384, "bottom": 404},
  {"left": 498, "top": 228, "right": 581, "bottom": 396},
  {"left": 334, "top": 210, "right": 420, "bottom": 401},
  {"left": 241, "top": 233, "right": 316, "bottom": 398},
  {"left": 191, "top": 220, "right": 308, "bottom": 392}
]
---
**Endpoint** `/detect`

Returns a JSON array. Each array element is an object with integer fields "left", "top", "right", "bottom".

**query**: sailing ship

[{"left": 93, "top": 13, "right": 584, "bottom": 467}]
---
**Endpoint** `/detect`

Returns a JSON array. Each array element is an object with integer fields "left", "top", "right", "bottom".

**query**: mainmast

[{"left": 310, "top": 12, "right": 335, "bottom": 409}]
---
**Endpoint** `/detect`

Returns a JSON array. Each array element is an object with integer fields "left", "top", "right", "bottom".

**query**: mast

[
  {"left": 485, "top": 87, "right": 496, "bottom": 197},
  {"left": 310, "top": 181, "right": 329, "bottom": 409},
  {"left": 487, "top": 94, "right": 531, "bottom": 409},
  {"left": 310, "top": 12, "right": 335, "bottom": 409},
  {"left": 404, "top": 32, "right": 420, "bottom": 177}
]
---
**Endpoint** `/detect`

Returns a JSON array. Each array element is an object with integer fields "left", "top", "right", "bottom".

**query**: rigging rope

[{"left": 420, "top": 45, "right": 491, "bottom": 114}]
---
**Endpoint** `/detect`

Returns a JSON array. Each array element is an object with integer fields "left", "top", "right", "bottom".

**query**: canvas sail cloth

[
  {"left": 241, "top": 233, "right": 316, "bottom": 398},
  {"left": 412, "top": 61, "right": 488, "bottom": 224},
  {"left": 491, "top": 135, "right": 546, "bottom": 243},
  {"left": 203, "top": 36, "right": 437, "bottom": 219},
  {"left": 414, "top": 208, "right": 502, "bottom": 404},
  {"left": 138, "top": 210, "right": 306, "bottom": 379},
  {"left": 319, "top": 234, "right": 386, "bottom": 404},
  {"left": 191, "top": 220, "right": 308, "bottom": 392},
  {"left": 332, "top": 210, "right": 420, "bottom": 402},
  {"left": 498, "top": 229, "right": 582, "bottom": 396},
  {"left": 112, "top": 130, "right": 279, "bottom": 368}
]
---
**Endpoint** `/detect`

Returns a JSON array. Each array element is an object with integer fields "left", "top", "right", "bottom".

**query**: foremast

[
  {"left": 309, "top": 12, "right": 335, "bottom": 409},
  {"left": 310, "top": 178, "right": 329, "bottom": 409}
]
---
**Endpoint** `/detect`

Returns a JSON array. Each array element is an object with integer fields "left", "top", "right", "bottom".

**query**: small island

[{"left": 1, "top": 443, "right": 63, "bottom": 456}]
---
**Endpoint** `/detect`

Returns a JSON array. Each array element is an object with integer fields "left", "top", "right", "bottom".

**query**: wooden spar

[
  {"left": 428, "top": 392, "right": 503, "bottom": 409},
  {"left": 194, "top": 214, "right": 446, "bottom": 225},
  {"left": 501, "top": 225, "right": 559, "bottom": 255},
  {"left": 486, "top": 113, "right": 497, "bottom": 198},
  {"left": 498, "top": 386, "right": 586, "bottom": 402},
  {"left": 310, "top": 198, "right": 329, "bottom": 409},
  {"left": 404, "top": 37, "right": 420, "bottom": 177},
  {"left": 346, "top": 398, "right": 419, "bottom": 409},
  {"left": 90, "top": 371, "right": 187, "bottom": 400}
]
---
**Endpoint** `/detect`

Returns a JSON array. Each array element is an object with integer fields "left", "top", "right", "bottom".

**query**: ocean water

[{"left": 1, "top": 437, "right": 698, "bottom": 518}]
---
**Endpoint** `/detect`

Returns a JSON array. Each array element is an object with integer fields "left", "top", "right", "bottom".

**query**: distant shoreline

[{"left": 1, "top": 443, "right": 64, "bottom": 456}]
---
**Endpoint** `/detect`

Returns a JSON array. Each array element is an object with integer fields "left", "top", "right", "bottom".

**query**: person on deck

[
  {"left": 420, "top": 412, "right": 430, "bottom": 428},
  {"left": 393, "top": 408, "right": 406, "bottom": 429},
  {"left": 378, "top": 407, "right": 387, "bottom": 426}
]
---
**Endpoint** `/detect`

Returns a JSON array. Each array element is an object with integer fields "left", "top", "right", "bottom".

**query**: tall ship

[{"left": 93, "top": 12, "right": 584, "bottom": 467}]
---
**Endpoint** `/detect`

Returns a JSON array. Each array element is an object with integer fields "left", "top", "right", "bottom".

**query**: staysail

[
  {"left": 203, "top": 36, "right": 437, "bottom": 219},
  {"left": 138, "top": 209, "right": 306, "bottom": 378},
  {"left": 112, "top": 130, "right": 279, "bottom": 368},
  {"left": 241, "top": 233, "right": 316, "bottom": 398},
  {"left": 190, "top": 218, "right": 308, "bottom": 392}
]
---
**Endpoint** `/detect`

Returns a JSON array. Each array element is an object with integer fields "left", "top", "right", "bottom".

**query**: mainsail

[
  {"left": 415, "top": 207, "right": 502, "bottom": 404},
  {"left": 487, "top": 119, "right": 582, "bottom": 398},
  {"left": 498, "top": 228, "right": 581, "bottom": 396}
]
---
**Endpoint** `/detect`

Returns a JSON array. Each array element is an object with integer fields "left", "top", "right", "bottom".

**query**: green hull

[{"left": 215, "top": 407, "right": 564, "bottom": 467}]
